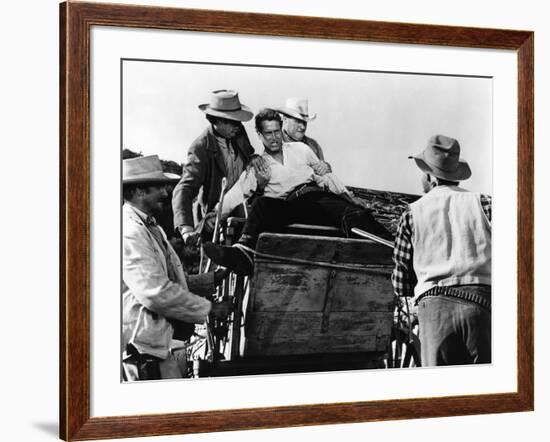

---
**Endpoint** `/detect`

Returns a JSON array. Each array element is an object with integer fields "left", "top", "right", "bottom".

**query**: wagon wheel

[
  {"left": 386, "top": 324, "right": 421, "bottom": 368},
  {"left": 385, "top": 298, "right": 421, "bottom": 368},
  {"left": 211, "top": 216, "right": 249, "bottom": 362},
  {"left": 210, "top": 271, "right": 248, "bottom": 361}
]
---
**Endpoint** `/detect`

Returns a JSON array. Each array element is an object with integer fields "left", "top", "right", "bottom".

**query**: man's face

[
  {"left": 283, "top": 115, "right": 307, "bottom": 141},
  {"left": 212, "top": 117, "right": 241, "bottom": 139},
  {"left": 258, "top": 119, "right": 283, "bottom": 154},
  {"left": 141, "top": 184, "right": 169, "bottom": 214}
]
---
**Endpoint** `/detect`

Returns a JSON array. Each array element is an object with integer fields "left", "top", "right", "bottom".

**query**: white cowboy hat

[
  {"left": 276, "top": 98, "right": 317, "bottom": 122},
  {"left": 198, "top": 89, "right": 253, "bottom": 122},
  {"left": 123, "top": 155, "right": 178, "bottom": 185},
  {"left": 409, "top": 134, "right": 472, "bottom": 181}
]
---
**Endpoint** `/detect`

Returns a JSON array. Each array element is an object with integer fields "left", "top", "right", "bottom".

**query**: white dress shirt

[{"left": 220, "top": 142, "right": 350, "bottom": 218}]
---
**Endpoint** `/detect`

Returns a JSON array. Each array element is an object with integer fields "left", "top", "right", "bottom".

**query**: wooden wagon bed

[{"left": 207, "top": 231, "right": 397, "bottom": 376}]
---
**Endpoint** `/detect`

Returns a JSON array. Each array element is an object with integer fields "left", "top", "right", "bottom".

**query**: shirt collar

[{"left": 125, "top": 203, "right": 157, "bottom": 226}]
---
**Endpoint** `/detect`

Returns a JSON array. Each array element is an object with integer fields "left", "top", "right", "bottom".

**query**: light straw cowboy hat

[
  {"left": 198, "top": 89, "right": 253, "bottom": 122},
  {"left": 123, "top": 155, "right": 179, "bottom": 185},
  {"left": 276, "top": 98, "right": 317, "bottom": 122},
  {"left": 409, "top": 134, "right": 471, "bottom": 181}
]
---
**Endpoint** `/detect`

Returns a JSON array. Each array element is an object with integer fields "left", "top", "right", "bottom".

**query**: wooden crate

[{"left": 244, "top": 233, "right": 395, "bottom": 357}]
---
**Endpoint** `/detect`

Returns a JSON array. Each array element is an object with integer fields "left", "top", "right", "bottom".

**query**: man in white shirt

[{"left": 203, "top": 109, "right": 392, "bottom": 275}]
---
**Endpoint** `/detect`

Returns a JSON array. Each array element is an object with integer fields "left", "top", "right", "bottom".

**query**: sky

[{"left": 122, "top": 59, "right": 492, "bottom": 195}]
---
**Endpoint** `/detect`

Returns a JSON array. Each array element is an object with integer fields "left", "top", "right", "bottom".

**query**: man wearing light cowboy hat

[
  {"left": 122, "top": 155, "right": 231, "bottom": 381},
  {"left": 277, "top": 97, "right": 330, "bottom": 174},
  {"left": 392, "top": 135, "right": 492, "bottom": 367},
  {"left": 172, "top": 90, "right": 268, "bottom": 246}
]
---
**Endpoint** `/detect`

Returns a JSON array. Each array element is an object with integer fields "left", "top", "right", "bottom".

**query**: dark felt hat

[
  {"left": 409, "top": 134, "right": 471, "bottom": 181},
  {"left": 198, "top": 89, "right": 253, "bottom": 122}
]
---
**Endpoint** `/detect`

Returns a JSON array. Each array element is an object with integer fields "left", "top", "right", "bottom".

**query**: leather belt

[
  {"left": 286, "top": 183, "right": 325, "bottom": 202},
  {"left": 416, "top": 285, "right": 491, "bottom": 310}
]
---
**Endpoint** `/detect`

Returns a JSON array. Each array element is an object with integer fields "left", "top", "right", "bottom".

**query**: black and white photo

[{"left": 121, "top": 59, "right": 493, "bottom": 381}]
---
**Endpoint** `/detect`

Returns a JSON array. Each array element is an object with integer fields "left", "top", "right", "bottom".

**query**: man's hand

[
  {"left": 202, "top": 211, "right": 217, "bottom": 233},
  {"left": 213, "top": 267, "right": 228, "bottom": 286},
  {"left": 249, "top": 156, "right": 271, "bottom": 189},
  {"left": 254, "top": 168, "right": 271, "bottom": 190},
  {"left": 312, "top": 161, "right": 331, "bottom": 176},
  {"left": 210, "top": 299, "right": 233, "bottom": 320},
  {"left": 178, "top": 226, "right": 201, "bottom": 247}
]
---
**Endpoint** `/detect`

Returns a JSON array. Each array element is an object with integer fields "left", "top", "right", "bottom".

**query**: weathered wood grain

[
  {"left": 60, "top": 2, "right": 534, "bottom": 440},
  {"left": 246, "top": 312, "right": 392, "bottom": 338},
  {"left": 257, "top": 233, "right": 393, "bottom": 265},
  {"left": 246, "top": 335, "right": 382, "bottom": 356},
  {"left": 247, "top": 234, "right": 397, "bottom": 356}
]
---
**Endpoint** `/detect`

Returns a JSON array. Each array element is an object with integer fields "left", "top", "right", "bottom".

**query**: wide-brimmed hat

[
  {"left": 198, "top": 89, "right": 253, "bottom": 122},
  {"left": 409, "top": 134, "right": 472, "bottom": 181},
  {"left": 123, "top": 155, "right": 178, "bottom": 185},
  {"left": 276, "top": 98, "right": 316, "bottom": 122}
]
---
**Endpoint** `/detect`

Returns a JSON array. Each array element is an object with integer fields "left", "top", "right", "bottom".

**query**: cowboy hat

[
  {"left": 276, "top": 98, "right": 317, "bottom": 122},
  {"left": 123, "top": 155, "right": 179, "bottom": 185},
  {"left": 409, "top": 134, "right": 472, "bottom": 181},
  {"left": 198, "top": 89, "right": 253, "bottom": 122}
]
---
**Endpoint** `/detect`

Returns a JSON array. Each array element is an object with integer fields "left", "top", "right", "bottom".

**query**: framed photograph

[{"left": 60, "top": 1, "right": 533, "bottom": 440}]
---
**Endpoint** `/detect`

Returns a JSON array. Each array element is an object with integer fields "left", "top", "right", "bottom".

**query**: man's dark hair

[
  {"left": 122, "top": 184, "right": 140, "bottom": 202},
  {"left": 255, "top": 108, "right": 282, "bottom": 132},
  {"left": 206, "top": 114, "right": 241, "bottom": 127},
  {"left": 436, "top": 177, "right": 460, "bottom": 186},
  {"left": 206, "top": 114, "right": 221, "bottom": 125},
  {"left": 122, "top": 181, "right": 168, "bottom": 202}
]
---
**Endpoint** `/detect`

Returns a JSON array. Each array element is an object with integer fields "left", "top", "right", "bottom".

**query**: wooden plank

[
  {"left": 252, "top": 263, "right": 394, "bottom": 312},
  {"left": 245, "top": 312, "right": 392, "bottom": 338},
  {"left": 328, "top": 312, "right": 393, "bottom": 337},
  {"left": 246, "top": 312, "right": 323, "bottom": 338},
  {"left": 256, "top": 233, "right": 393, "bottom": 265},
  {"left": 245, "top": 334, "right": 390, "bottom": 356},
  {"left": 330, "top": 271, "right": 395, "bottom": 312},
  {"left": 251, "top": 264, "right": 329, "bottom": 311}
]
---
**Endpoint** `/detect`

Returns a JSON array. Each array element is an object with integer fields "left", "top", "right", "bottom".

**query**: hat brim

[
  {"left": 198, "top": 103, "right": 253, "bottom": 122},
  {"left": 409, "top": 155, "right": 472, "bottom": 181},
  {"left": 164, "top": 172, "right": 181, "bottom": 181},
  {"left": 123, "top": 172, "right": 178, "bottom": 185},
  {"left": 276, "top": 107, "right": 316, "bottom": 122}
]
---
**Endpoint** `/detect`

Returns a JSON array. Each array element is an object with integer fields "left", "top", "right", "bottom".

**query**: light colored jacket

[
  {"left": 122, "top": 204, "right": 211, "bottom": 359},
  {"left": 410, "top": 185, "right": 492, "bottom": 297}
]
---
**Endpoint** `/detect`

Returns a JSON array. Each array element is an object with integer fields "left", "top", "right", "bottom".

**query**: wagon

[{"left": 189, "top": 189, "right": 421, "bottom": 377}]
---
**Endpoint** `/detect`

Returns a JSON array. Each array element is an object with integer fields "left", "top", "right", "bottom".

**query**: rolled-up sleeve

[
  {"left": 392, "top": 209, "right": 417, "bottom": 298},
  {"left": 187, "top": 272, "right": 216, "bottom": 297},
  {"left": 123, "top": 229, "right": 211, "bottom": 323}
]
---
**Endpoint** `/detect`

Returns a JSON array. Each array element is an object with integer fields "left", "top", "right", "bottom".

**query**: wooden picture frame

[{"left": 60, "top": 1, "right": 534, "bottom": 440}]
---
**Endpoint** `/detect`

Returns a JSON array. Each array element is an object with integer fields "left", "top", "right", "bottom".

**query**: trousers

[
  {"left": 122, "top": 346, "right": 188, "bottom": 381},
  {"left": 239, "top": 192, "right": 392, "bottom": 248},
  {"left": 417, "top": 285, "right": 491, "bottom": 366}
]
